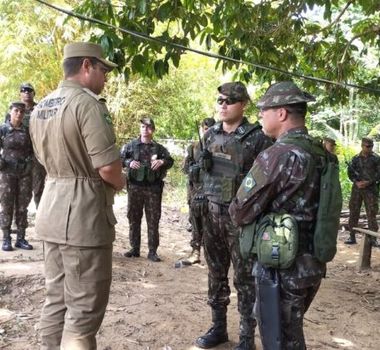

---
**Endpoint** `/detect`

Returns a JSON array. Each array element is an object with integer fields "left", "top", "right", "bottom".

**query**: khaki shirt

[{"left": 29, "top": 80, "right": 120, "bottom": 246}]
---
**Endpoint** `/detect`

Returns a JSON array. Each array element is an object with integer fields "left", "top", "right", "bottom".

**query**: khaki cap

[{"left": 63, "top": 42, "right": 118, "bottom": 69}]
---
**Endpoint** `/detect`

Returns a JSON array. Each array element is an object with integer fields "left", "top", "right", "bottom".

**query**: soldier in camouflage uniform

[
  {"left": 323, "top": 137, "right": 338, "bottom": 163},
  {"left": 182, "top": 117, "right": 215, "bottom": 264},
  {"left": 195, "top": 82, "right": 272, "bottom": 350},
  {"left": 0, "top": 102, "right": 33, "bottom": 251},
  {"left": 5, "top": 83, "right": 47, "bottom": 208},
  {"left": 229, "top": 81, "right": 326, "bottom": 349},
  {"left": 121, "top": 117, "right": 174, "bottom": 262},
  {"left": 346, "top": 137, "right": 380, "bottom": 246}
]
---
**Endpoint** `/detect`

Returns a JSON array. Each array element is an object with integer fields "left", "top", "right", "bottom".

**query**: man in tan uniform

[{"left": 29, "top": 42, "right": 125, "bottom": 350}]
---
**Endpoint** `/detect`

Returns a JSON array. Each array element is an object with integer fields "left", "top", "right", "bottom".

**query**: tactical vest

[
  {"left": 203, "top": 122, "right": 261, "bottom": 204},
  {"left": 128, "top": 139, "right": 164, "bottom": 183}
]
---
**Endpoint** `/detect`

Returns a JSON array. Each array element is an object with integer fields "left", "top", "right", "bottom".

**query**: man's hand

[
  {"left": 151, "top": 159, "right": 164, "bottom": 171},
  {"left": 129, "top": 160, "right": 141, "bottom": 169}
]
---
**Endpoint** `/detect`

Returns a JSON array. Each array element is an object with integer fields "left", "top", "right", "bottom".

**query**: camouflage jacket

[
  {"left": 202, "top": 117, "right": 273, "bottom": 204},
  {"left": 229, "top": 127, "right": 322, "bottom": 251},
  {"left": 230, "top": 127, "right": 326, "bottom": 286},
  {"left": 348, "top": 151, "right": 380, "bottom": 190},
  {"left": 0, "top": 121, "right": 33, "bottom": 174},
  {"left": 120, "top": 137, "right": 174, "bottom": 186}
]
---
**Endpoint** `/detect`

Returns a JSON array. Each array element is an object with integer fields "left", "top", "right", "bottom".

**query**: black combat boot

[
  {"left": 2, "top": 229, "right": 13, "bottom": 252},
  {"left": 234, "top": 317, "right": 256, "bottom": 350},
  {"left": 147, "top": 249, "right": 161, "bottom": 262},
  {"left": 195, "top": 306, "right": 228, "bottom": 349},
  {"left": 15, "top": 229, "right": 33, "bottom": 250},
  {"left": 344, "top": 232, "right": 356, "bottom": 245},
  {"left": 124, "top": 247, "right": 140, "bottom": 257}
]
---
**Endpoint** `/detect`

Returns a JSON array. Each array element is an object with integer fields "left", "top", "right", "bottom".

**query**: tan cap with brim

[{"left": 63, "top": 42, "right": 118, "bottom": 69}]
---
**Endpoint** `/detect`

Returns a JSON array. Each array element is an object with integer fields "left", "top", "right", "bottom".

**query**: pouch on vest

[
  {"left": 255, "top": 213, "right": 298, "bottom": 269},
  {"left": 240, "top": 213, "right": 298, "bottom": 269},
  {"left": 221, "top": 177, "right": 235, "bottom": 202},
  {"left": 129, "top": 165, "right": 145, "bottom": 182},
  {"left": 239, "top": 220, "right": 257, "bottom": 260},
  {"left": 146, "top": 166, "right": 156, "bottom": 183}
]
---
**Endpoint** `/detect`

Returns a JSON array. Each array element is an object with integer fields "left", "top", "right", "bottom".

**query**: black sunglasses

[
  {"left": 20, "top": 88, "right": 34, "bottom": 93},
  {"left": 216, "top": 97, "right": 240, "bottom": 105},
  {"left": 363, "top": 144, "right": 373, "bottom": 148}
]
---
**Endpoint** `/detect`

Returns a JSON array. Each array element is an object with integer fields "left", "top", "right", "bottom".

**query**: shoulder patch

[{"left": 242, "top": 173, "right": 256, "bottom": 192}]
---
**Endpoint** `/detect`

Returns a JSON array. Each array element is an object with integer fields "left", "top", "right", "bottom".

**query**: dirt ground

[{"left": 1, "top": 194, "right": 380, "bottom": 350}]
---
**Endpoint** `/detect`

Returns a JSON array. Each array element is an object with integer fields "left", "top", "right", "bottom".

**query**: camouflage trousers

[
  {"left": 279, "top": 278, "right": 321, "bottom": 349},
  {"left": 0, "top": 171, "right": 32, "bottom": 230},
  {"left": 189, "top": 195, "right": 208, "bottom": 250},
  {"left": 39, "top": 242, "right": 112, "bottom": 350},
  {"left": 348, "top": 186, "right": 379, "bottom": 232},
  {"left": 203, "top": 201, "right": 255, "bottom": 319},
  {"left": 32, "top": 158, "right": 46, "bottom": 208},
  {"left": 127, "top": 184, "right": 163, "bottom": 251}
]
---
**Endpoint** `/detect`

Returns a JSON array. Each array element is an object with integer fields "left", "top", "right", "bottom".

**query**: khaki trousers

[{"left": 39, "top": 241, "right": 113, "bottom": 350}]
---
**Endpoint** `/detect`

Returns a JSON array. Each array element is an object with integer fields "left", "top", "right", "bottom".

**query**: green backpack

[{"left": 281, "top": 135, "right": 342, "bottom": 263}]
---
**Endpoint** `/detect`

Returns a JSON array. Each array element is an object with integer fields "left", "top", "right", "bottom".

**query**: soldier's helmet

[{"left": 257, "top": 81, "right": 315, "bottom": 108}]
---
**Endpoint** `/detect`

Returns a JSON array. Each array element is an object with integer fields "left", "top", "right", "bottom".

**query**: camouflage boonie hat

[
  {"left": 217, "top": 82, "right": 251, "bottom": 102},
  {"left": 140, "top": 117, "right": 155, "bottom": 130},
  {"left": 257, "top": 81, "right": 316, "bottom": 108},
  {"left": 9, "top": 101, "right": 26, "bottom": 110},
  {"left": 361, "top": 137, "right": 374, "bottom": 146}
]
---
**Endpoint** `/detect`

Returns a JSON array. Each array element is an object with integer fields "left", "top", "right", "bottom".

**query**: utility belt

[{"left": 208, "top": 201, "right": 230, "bottom": 216}]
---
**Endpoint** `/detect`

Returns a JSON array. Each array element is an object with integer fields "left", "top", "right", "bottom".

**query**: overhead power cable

[{"left": 35, "top": 0, "right": 380, "bottom": 94}]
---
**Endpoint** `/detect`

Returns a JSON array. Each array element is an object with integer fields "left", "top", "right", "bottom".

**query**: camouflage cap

[
  {"left": 20, "top": 82, "right": 34, "bottom": 92},
  {"left": 256, "top": 81, "right": 316, "bottom": 108},
  {"left": 9, "top": 101, "right": 26, "bottom": 110},
  {"left": 202, "top": 117, "right": 216, "bottom": 128},
  {"left": 362, "top": 137, "right": 374, "bottom": 146},
  {"left": 323, "top": 137, "right": 336, "bottom": 146},
  {"left": 217, "top": 82, "right": 251, "bottom": 102},
  {"left": 140, "top": 117, "right": 155, "bottom": 130},
  {"left": 63, "top": 42, "right": 118, "bottom": 69}
]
